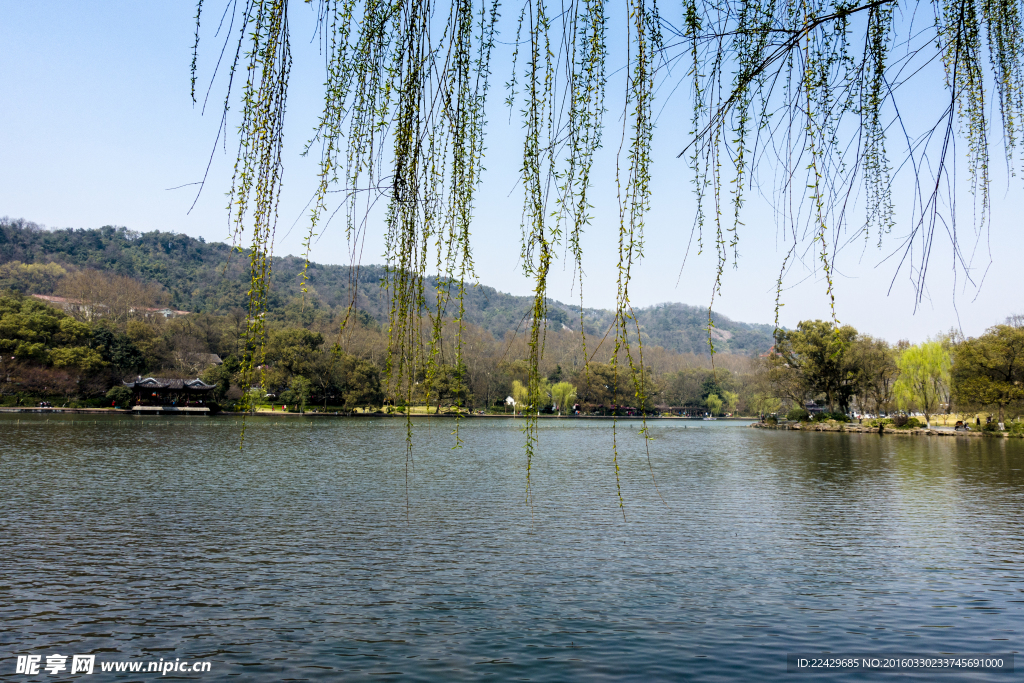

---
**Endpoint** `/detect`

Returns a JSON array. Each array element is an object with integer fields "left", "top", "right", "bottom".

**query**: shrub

[
  {"left": 786, "top": 407, "right": 810, "bottom": 421},
  {"left": 815, "top": 411, "right": 850, "bottom": 422},
  {"left": 892, "top": 414, "right": 909, "bottom": 428},
  {"left": 105, "top": 386, "right": 132, "bottom": 408}
]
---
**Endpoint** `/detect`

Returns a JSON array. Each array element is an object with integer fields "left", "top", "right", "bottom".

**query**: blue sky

[{"left": 1, "top": 1, "right": 1018, "bottom": 342}]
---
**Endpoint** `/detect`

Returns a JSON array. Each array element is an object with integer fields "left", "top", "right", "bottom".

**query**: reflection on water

[{"left": 1, "top": 416, "right": 1021, "bottom": 681}]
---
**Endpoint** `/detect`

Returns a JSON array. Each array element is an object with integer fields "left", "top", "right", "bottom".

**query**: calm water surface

[{"left": 1, "top": 415, "right": 1021, "bottom": 681}]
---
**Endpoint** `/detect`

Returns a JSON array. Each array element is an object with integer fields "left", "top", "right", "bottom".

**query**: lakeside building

[{"left": 123, "top": 377, "right": 216, "bottom": 408}]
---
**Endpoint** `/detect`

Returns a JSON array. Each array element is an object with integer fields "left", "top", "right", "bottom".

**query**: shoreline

[
  {"left": 0, "top": 407, "right": 755, "bottom": 421},
  {"left": 749, "top": 421, "right": 1012, "bottom": 438}
]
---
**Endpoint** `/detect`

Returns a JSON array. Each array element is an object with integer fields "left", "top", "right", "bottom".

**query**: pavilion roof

[{"left": 123, "top": 377, "right": 215, "bottom": 391}]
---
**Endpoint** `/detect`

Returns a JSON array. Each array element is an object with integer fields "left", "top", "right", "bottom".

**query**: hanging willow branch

[{"left": 202, "top": 0, "right": 1024, "bottom": 505}]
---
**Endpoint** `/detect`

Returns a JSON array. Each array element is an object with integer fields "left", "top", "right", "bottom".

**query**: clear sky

[{"left": 1, "top": 2, "right": 1019, "bottom": 342}]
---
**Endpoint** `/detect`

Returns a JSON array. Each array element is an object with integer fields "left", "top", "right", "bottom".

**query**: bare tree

[{"left": 56, "top": 269, "right": 167, "bottom": 327}]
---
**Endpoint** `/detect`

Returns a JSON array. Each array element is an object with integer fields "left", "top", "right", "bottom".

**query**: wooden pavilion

[{"left": 123, "top": 377, "right": 216, "bottom": 408}]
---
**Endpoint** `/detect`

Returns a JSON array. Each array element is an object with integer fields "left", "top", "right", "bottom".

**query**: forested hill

[{"left": 0, "top": 219, "right": 775, "bottom": 355}]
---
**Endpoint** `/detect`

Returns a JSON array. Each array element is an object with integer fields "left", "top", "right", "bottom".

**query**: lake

[{"left": 1, "top": 415, "right": 1021, "bottom": 680}]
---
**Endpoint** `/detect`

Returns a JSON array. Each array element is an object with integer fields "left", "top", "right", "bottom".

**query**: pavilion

[{"left": 123, "top": 377, "right": 216, "bottom": 409}]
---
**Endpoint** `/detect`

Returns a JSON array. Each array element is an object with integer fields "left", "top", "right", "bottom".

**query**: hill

[{"left": 0, "top": 218, "right": 775, "bottom": 355}]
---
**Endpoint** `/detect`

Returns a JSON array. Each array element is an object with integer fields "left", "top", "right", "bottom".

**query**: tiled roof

[{"left": 123, "top": 377, "right": 215, "bottom": 391}]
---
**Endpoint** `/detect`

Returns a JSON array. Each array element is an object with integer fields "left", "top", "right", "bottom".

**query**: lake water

[{"left": 2, "top": 415, "right": 1021, "bottom": 680}]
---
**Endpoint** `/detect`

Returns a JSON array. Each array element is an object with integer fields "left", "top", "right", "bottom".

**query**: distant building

[
  {"left": 804, "top": 401, "right": 826, "bottom": 414},
  {"left": 30, "top": 294, "right": 105, "bottom": 320},
  {"left": 144, "top": 307, "right": 191, "bottom": 319},
  {"left": 29, "top": 294, "right": 189, "bottom": 319}
]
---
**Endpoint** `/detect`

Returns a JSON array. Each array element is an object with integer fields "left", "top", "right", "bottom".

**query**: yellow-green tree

[
  {"left": 893, "top": 341, "right": 951, "bottom": 428},
  {"left": 511, "top": 380, "right": 529, "bottom": 416},
  {"left": 550, "top": 381, "right": 577, "bottom": 416},
  {"left": 750, "top": 392, "right": 781, "bottom": 417}
]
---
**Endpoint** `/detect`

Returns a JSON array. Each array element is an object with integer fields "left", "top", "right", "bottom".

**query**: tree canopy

[
  {"left": 952, "top": 324, "right": 1024, "bottom": 422},
  {"left": 893, "top": 340, "right": 951, "bottom": 428}
]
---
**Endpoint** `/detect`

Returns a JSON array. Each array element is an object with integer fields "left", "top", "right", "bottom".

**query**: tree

[
  {"left": 265, "top": 329, "right": 324, "bottom": 378},
  {"left": 511, "top": 380, "right": 530, "bottom": 415},
  {"left": 550, "top": 381, "right": 578, "bottom": 415},
  {"left": 90, "top": 326, "right": 145, "bottom": 374},
  {"left": 280, "top": 375, "right": 312, "bottom": 413},
  {"left": 849, "top": 336, "right": 899, "bottom": 416},
  {"left": 49, "top": 346, "right": 106, "bottom": 374},
  {"left": 417, "top": 362, "right": 472, "bottom": 413},
  {"left": 893, "top": 341, "right": 951, "bottom": 429},
  {"left": 335, "top": 355, "right": 384, "bottom": 412},
  {"left": 750, "top": 392, "right": 781, "bottom": 418},
  {"left": 952, "top": 325, "right": 1024, "bottom": 424},
  {"left": 106, "top": 385, "right": 132, "bottom": 408},
  {"left": 201, "top": 359, "right": 237, "bottom": 403},
  {"left": 722, "top": 390, "right": 739, "bottom": 416},
  {"left": 0, "top": 261, "right": 67, "bottom": 294},
  {"left": 773, "top": 321, "right": 860, "bottom": 413},
  {"left": 56, "top": 269, "right": 164, "bottom": 326},
  {"left": 11, "top": 364, "right": 79, "bottom": 404},
  {"left": 705, "top": 393, "right": 723, "bottom": 416}
]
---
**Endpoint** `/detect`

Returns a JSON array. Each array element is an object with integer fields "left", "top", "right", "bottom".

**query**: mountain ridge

[{"left": 0, "top": 218, "right": 775, "bottom": 355}]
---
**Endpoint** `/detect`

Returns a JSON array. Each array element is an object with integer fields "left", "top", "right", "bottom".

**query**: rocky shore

[{"left": 750, "top": 420, "right": 997, "bottom": 437}]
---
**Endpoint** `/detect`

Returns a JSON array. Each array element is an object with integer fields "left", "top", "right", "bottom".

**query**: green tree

[
  {"left": 0, "top": 294, "right": 67, "bottom": 362},
  {"left": 700, "top": 371, "right": 734, "bottom": 402},
  {"left": 550, "top": 381, "right": 578, "bottom": 415},
  {"left": 50, "top": 346, "right": 106, "bottom": 373},
  {"left": 418, "top": 362, "right": 472, "bottom": 413},
  {"left": 750, "top": 392, "right": 781, "bottom": 417},
  {"left": 705, "top": 393, "right": 723, "bottom": 416},
  {"left": 265, "top": 329, "right": 324, "bottom": 378},
  {"left": 511, "top": 380, "right": 530, "bottom": 415},
  {"left": 774, "top": 321, "right": 860, "bottom": 413},
  {"left": 201, "top": 360, "right": 236, "bottom": 403},
  {"left": 893, "top": 341, "right": 951, "bottom": 429},
  {"left": 0, "top": 261, "right": 67, "bottom": 294},
  {"left": 90, "top": 326, "right": 145, "bottom": 373},
  {"left": 849, "top": 335, "right": 899, "bottom": 416},
  {"left": 575, "top": 362, "right": 656, "bottom": 412},
  {"left": 336, "top": 355, "right": 384, "bottom": 412},
  {"left": 722, "top": 390, "right": 739, "bottom": 415},
  {"left": 280, "top": 375, "right": 312, "bottom": 413},
  {"left": 105, "top": 385, "right": 132, "bottom": 408},
  {"left": 952, "top": 325, "right": 1024, "bottom": 425},
  {"left": 662, "top": 368, "right": 705, "bottom": 408}
]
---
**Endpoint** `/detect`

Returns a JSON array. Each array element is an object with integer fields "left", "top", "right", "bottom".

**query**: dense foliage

[
  {"left": 764, "top": 318, "right": 1024, "bottom": 428},
  {"left": 951, "top": 324, "right": 1024, "bottom": 423}
]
